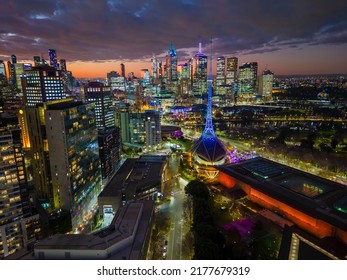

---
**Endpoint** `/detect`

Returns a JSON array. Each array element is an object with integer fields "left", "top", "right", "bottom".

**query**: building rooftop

[
  {"left": 217, "top": 157, "right": 347, "bottom": 231},
  {"left": 34, "top": 201, "right": 154, "bottom": 259}
]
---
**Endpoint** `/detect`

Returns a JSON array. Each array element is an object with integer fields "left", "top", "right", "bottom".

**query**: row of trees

[{"left": 185, "top": 180, "right": 226, "bottom": 259}]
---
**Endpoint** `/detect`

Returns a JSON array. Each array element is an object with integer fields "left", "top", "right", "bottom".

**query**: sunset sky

[{"left": 1, "top": 0, "right": 347, "bottom": 78}]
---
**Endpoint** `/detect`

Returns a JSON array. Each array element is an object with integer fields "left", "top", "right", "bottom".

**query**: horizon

[{"left": 1, "top": 1, "right": 347, "bottom": 78}]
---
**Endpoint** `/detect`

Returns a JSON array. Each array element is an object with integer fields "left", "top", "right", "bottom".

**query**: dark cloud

[{"left": 1, "top": 0, "right": 347, "bottom": 64}]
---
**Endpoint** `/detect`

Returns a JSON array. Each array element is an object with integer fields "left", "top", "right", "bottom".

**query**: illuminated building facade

[
  {"left": 259, "top": 69, "right": 274, "bottom": 102},
  {"left": 225, "top": 57, "right": 238, "bottom": 85},
  {"left": 0, "top": 60, "right": 7, "bottom": 77},
  {"left": 191, "top": 47, "right": 227, "bottom": 178},
  {"left": 44, "top": 100, "right": 101, "bottom": 230},
  {"left": 0, "top": 115, "right": 40, "bottom": 258},
  {"left": 218, "top": 157, "right": 347, "bottom": 246},
  {"left": 238, "top": 62, "right": 258, "bottom": 103},
  {"left": 125, "top": 110, "right": 161, "bottom": 149},
  {"left": 23, "top": 65, "right": 66, "bottom": 106},
  {"left": 84, "top": 82, "right": 114, "bottom": 130},
  {"left": 193, "top": 43, "right": 208, "bottom": 95},
  {"left": 48, "top": 49, "right": 58, "bottom": 70},
  {"left": 216, "top": 56, "right": 225, "bottom": 87},
  {"left": 141, "top": 69, "right": 150, "bottom": 86},
  {"left": 165, "top": 43, "right": 177, "bottom": 85}
]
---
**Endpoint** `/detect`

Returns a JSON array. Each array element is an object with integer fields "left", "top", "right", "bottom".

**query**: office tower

[
  {"left": 216, "top": 56, "right": 226, "bottom": 87},
  {"left": 165, "top": 43, "right": 177, "bottom": 85},
  {"left": 151, "top": 55, "right": 158, "bottom": 80},
  {"left": 98, "top": 127, "right": 121, "bottom": 181},
  {"left": 238, "top": 62, "right": 258, "bottom": 103},
  {"left": 33, "top": 56, "right": 41, "bottom": 66},
  {"left": 11, "top": 54, "right": 17, "bottom": 64},
  {"left": 7, "top": 61, "right": 16, "bottom": 87},
  {"left": 225, "top": 57, "right": 238, "bottom": 85},
  {"left": 120, "top": 63, "right": 125, "bottom": 78},
  {"left": 117, "top": 105, "right": 131, "bottom": 144},
  {"left": 84, "top": 82, "right": 114, "bottom": 129},
  {"left": 259, "top": 69, "right": 274, "bottom": 102},
  {"left": 158, "top": 61, "right": 163, "bottom": 80},
  {"left": 144, "top": 110, "right": 161, "bottom": 148},
  {"left": 14, "top": 63, "right": 25, "bottom": 93},
  {"left": 179, "top": 63, "right": 189, "bottom": 79},
  {"left": 48, "top": 49, "right": 58, "bottom": 70},
  {"left": 44, "top": 100, "right": 101, "bottom": 230},
  {"left": 193, "top": 43, "right": 208, "bottom": 94},
  {"left": 0, "top": 115, "right": 41, "bottom": 258},
  {"left": 23, "top": 65, "right": 66, "bottom": 106},
  {"left": 128, "top": 110, "right": 161, "bottom": 149},
  {"left": 141, "top": 69, "right": 150, "bottom": 86},
  {"left": 0, "top": 60, "right": 7, "bottom": 77},
  {"left": 59, "top": 59, "right": 67, "bottom": 72}
]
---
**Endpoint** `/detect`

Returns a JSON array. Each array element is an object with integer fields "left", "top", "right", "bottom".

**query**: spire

[
  {"left": 199, "top": 42, "right": 202, "bottom": 53},
  {"left": 202, "top": 38, "right": 215, "bottom": 138}
]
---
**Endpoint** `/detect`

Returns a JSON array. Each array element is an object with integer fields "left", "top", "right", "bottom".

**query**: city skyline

[{"left": 1, "top": 0, "right": 347, "bottom": 77}]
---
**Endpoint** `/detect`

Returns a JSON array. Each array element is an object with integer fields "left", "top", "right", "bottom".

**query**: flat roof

[
  {"left": 217, "top": 157, "right": 347, "bottom": 231},
  {"left": 99, "top": 158, "right": 137, "bottom": 198},
  {"left": 35, "top": 201, "right": 154, "bottom": 260}
]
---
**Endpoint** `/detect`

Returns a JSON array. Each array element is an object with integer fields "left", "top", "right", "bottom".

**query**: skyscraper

[
  {"left": 23, "top": 65, "right": 66, "bottom": 106},
  {"left": 165, "top": 43, "right": 177, "bottom": 86},
  {"left": 259, "top": 69, "right": 274, "bottom": 102},
  {"left": 216, "top": 56, "right": 226, "bottom": 87},
  {"left": 48, "top": 49, "right": 58, "bottom": 70},
  {"left": 151, "top": 55, "right": 158, "bottom": 81},
  {"left": 120, "top": 63, "right": 125, "bottom": 78},
  {"left": 193, "top": 43, "right": 208, "bottom": 94},
  {"left": 141, "top": 69, "right": 150, "bottom": 86},
  {"left": 0, "top": 60, "right": 7, "bottom": 77},
  {"left": 84, "top": 82, "right": 114, "bottom": 130},
  {"left": 44, "top": 100, "right": 101, "bottom": 230},
  {"left": 0, "top": 115, "right": 41, "bottom": 258},
  {"left": 225, "top": 57, "right": 238, "bottom": 85},
  {"left": 238, "top": 62, "right": 258, "bottom": 103},
  {"left": 98, "top": 127, "right": 121, "bottom": 181}
]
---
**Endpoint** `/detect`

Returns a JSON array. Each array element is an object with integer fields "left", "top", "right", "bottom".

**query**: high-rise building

[
  {"left": 225, "top": 57, "right": 238, "bottom": 85},
  {"left": 98, "top": 127, "right": 121, "bottom": 181},
  {"left": 120, "top": 63, "right": 125, "bottom": 78},
  {"left": 238, "top": 62, "right": 258, "bottom": 103},
  {"left": 23, "top": 65, "right": 66, "bottom": 106},
  {"left": 0, "top": 115, "right": 41, "bottom": 258},
  {"left": 59, "top": 59, "right": 67, "bottom": 72},
  {"left": 84, "top": 82, "right": 114, "bottom": 130},
  {"left": 165, "top": 43, "right": 177, "bottom": 85},
  {"left": 193, "top": 43, "right": 208, "bottom": 94},
  {"left": 151, "top": 55, "right": 158, "bottom": 81},
  {"left": 48, "top": 49, "right": 58, "bottom": 70},
  {"left": 141, "top": 69, "right": 150, "bottom": 86},
  {"left": 44, "top": 100, "right": 101, "bottom": 230},
  {"left": 129, "top": 110, "right": 161, "bottom": 149},
  {"left": 216, "top": 56, "right": 226, "bottom": 87},
  {"left": 11, "top": 55, "right": 17, "bottom": 64},
  {"left": 14, "top": 63, "right": 25, "bottom": 93},
  {"left": 259, "top": 69, "right": 274, "bottom": 102},
  {"left": 33, "top": 56, "right": 41, "bottom": 66},
  {"left": 0, "top": 60, "right": 7, "bottom": 77}
]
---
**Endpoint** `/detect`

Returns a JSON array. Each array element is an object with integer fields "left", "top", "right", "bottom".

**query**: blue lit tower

[
  {"left": 48, "top": 49, "right": 59, "bottom": 70},
  {"left": 191, "top": 42, "right": 227, "bottom": 177}
]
